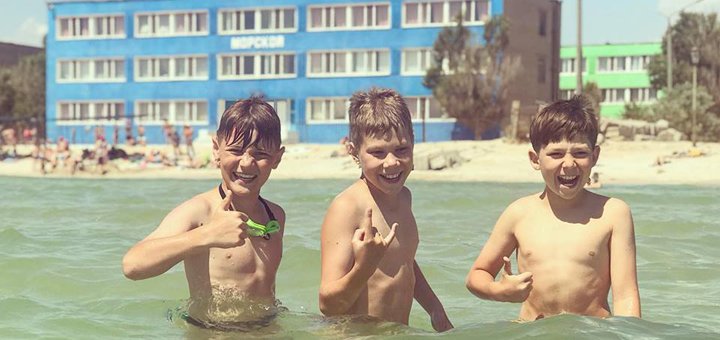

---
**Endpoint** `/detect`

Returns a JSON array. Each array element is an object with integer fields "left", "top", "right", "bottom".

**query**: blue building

[{"left": 46, "top": 0, "right": 560, "bottom": 144}]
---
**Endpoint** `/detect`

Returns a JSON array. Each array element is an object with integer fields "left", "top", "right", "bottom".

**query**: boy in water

[
  {"left": 319, "top": 88, "right": 453, "bottom": 332},
  {"left": 123, "top": 97, "right": 286, "bottom": 329},
  {"left": 466, "top": 96, "right": 641, "bottom": 320}
]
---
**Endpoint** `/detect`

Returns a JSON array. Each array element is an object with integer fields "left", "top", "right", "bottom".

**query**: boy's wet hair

[
  {"left": 348, "top": 88, "right": 414, "bottom": 152},
  {"left": 216, "top": 96, "right": 281, "bottom": 151},
  {"left": 530, "top": 95, "right": 598, "bottom": 152}
]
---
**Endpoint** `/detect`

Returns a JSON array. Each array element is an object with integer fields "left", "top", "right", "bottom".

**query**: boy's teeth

[{"left": 383, "top": 173, "right": 400, "bottom": 179}]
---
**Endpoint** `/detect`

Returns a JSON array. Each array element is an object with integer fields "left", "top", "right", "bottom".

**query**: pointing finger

[
  {"left": 503, "top": 256, "right": 513, "bottom": 276},
  {"left": 383, "top": 223, "right": 398, "bottom": 245}
]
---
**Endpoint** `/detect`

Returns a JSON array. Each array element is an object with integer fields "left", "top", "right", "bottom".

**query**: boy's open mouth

[
  {"left": 234, "top": 172, "right": 257, "bottom": 183},
  {"left": 557, "top": 175, "right": 579, "bottom": 187},
  {"left": 380, "top": 172, "right": 402, "bottom": 183}
]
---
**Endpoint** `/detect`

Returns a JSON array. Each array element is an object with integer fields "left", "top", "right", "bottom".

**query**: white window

[
  {"left": 135, "top": 10, "right": 208, "bottom": 37},
  {"left": 597, "top": 56, "right": 652, "bottom": 73},
  {"left": 56, "top": 101, "right": 125, "bottom": 125},
  {"left": 219, "top": 7, "right": 296, "bottom": 34},
  {"left": 135, "top": 100, "right": 208, "bottom": 124},
  {"left": 308, "top": 3, "right": 390, "bottom": 31},
  {"left": 404, "top": 96, "right": 450, "bottom": 121},
  {"left": 134, "top": 55, "right": 208, "bottom": 81},
  {"left": 306, "top": 98, "right": 350, "bottom": 123},
  {"left": 307, "top": 49, "right": 390, "bottom": 77},
  {"left": 560, "top": 57, "right": 587, "bottom": 73},
  {"left": 57, "top": 14, "right": 125, "bottom": 40},
  {"left": 403, "top": 0, "right": 490, "bottom": 27},
  {"left": 57, "top": 58, "right": 125, "bottom": 83},
  {"left": 218, "top": 53, "right": 296, "bottom": 80},
  {"left": 402, "top": 48, "right": 435, "bottom": 75}
]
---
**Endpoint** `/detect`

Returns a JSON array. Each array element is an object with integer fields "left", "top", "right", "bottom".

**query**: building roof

[{"left": 0, "top": 42, "right": 42, "bottom": 67}]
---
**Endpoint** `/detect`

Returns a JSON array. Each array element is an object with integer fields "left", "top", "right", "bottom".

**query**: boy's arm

[
  {"left": 609, "top": 200, "right": 641, "bottom": 317},
  {"left": 319, "top": 199, "right": 396, "bottom": 316},
  {"left": 122, "top": 192, "right": 248, "bottom": 280},
  {"left": 413, "top": 261, "right": 453, "bottom": 332},
  {"left": 466, "top": 202, "right": 533, "bottom": 302}
]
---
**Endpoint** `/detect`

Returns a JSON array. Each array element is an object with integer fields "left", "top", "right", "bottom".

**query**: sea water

[{"left": 0, "top": 177, "right": 718, "bottom": 339}]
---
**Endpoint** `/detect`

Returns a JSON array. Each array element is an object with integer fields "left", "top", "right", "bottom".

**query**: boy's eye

[
  {"left": 396, "top": 147, "right": 409, "bottom": 155},
  {"left": 548, "top": 152, "right": 563, "bottom": 158},
  {"left": 574, "top": 151, "right": 589, "bottom": 158}
]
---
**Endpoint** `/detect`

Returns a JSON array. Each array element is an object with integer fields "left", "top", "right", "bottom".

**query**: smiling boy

[
  {"left": 466, "top": 95, "right": 641, "bottom": 320},
  {"left": 319, "top": 88, "right": 453, "bottom": 332},
  {"left": 122, "top": 97, "right": 286, "bottom": 329}
]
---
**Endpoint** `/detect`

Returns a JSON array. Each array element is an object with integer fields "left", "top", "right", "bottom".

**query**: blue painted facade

[{"left": 46, "top": 0, "right": 506, "bottom": 144}]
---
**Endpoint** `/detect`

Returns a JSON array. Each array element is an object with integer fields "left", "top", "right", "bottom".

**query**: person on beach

[
  {"left": 122, "top": 97, "right": 286, "bottom": 330},
  {"left": 466, "top": 95, "right": 641, "bottom": 321},
  {"left": 319, "top": 88, "right": 453, "bottom": 332}
]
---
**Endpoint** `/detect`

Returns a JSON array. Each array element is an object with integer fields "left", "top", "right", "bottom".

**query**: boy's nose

[
  {"left": 562, "top": 155, "right": 577, "bottom": 168},
  {"left": 384, "top": 153, "right": 400, "bottom": 167}
]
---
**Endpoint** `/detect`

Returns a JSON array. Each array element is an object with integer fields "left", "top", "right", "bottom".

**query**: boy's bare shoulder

[
  {"left": 326, "top": 180, "right": 366, "bottom": 219},
  {"left": 168, "top": 189, "right": 216, "bottom": 222},
  {"left": 506, "top": 193, "right": 543, "bottom": 213}
]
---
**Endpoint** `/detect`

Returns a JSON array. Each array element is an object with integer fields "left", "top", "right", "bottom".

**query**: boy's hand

[
  {"left": 499, "top": 256, "right": 533, "bottom": 302},
  {"left": 351, "top": 208, "right": 397, "bottom": 270},
  {"left": 431, "top": 309, "right": 454, "bottom": 332},
  {"left": 203, "top": 189, "right": 249, "bottom": 248}
]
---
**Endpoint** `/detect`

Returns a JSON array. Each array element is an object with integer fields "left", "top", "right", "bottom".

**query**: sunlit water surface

[{"left": 1, "top": 177, "right": 718, "bottom": 339}]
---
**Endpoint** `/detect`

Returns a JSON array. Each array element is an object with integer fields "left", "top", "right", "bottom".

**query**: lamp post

[
  {"left": 663, "top": 0, "right": 705, "bottom": 90},
  {"left": 690, "top": 46, "right": 699, "bottom": 146}
]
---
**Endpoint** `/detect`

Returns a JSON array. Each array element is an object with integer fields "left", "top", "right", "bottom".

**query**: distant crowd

[{"left": 0, "top": 120, "right": 213, "bottom": 176}]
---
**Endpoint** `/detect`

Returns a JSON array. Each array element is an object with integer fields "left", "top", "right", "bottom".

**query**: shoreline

[{"left": 1, "top": 140, "right": 718, "bottom": 186}]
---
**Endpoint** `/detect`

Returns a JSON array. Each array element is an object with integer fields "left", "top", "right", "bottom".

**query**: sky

[{"left": 1, "top": 0, "right": 719, "bottom": 48}]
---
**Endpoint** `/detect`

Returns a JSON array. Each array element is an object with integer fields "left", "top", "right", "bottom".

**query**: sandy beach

[{"left": 1, "top": 139, "right": 718, "bottom": 186}]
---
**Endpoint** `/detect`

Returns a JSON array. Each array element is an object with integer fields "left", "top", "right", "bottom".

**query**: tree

[
  {"left": 623, "top": 83, "right": 718, "bottom": 141},
  {"left": 424, "top": 16, "right": 520, "bottom": 140},
  {"left": 0, "top": 70, "right": 15, "bottom": 117},
  {"left": 582, "top": 82, "right": 602, "bottom": 119},
  {"left": 9, "top": 52, "right": 45, "bottom": 135},
  {"left": 649, "top": 12, "right": 720, "bottom": 103}
]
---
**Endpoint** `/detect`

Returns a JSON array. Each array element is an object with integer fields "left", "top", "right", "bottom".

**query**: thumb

[
  {"left": 503, "top": 256, "right": 513, "bottom": 276},
  {"left": 219, "top": 188, "right": 234, "bottom": 211},
  {"left": 383, "top": 223, "right": 398, "bottom": 245}
]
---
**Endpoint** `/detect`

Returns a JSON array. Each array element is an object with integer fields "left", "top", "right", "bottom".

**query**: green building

[{"left": 559, "top": 42, "right": 661, "bottom": 118}]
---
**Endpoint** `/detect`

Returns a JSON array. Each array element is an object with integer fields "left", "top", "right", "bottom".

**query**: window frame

[
  {"left": 56, "top": 57, "right": 126, "bottom": 83},
  {"left": 56, "top": 100, "right": 126, "bottom": 126},
  {"left": 216, "top": 52, "right": 297, "bottom": 80},
  {"left": 402, "top": 0, "right": 491, "bottom": 28},
  {"left": 307, "top": 2, "right": 392, "bottom": 32},
  {"left": 133, "top": 99, "right": 209, "bottom": 125},
  {"left": 134, "top": 9, "right": 209, "bottom": 38},
  {"left": 133, "top": 54, "right": 209, "bottom": 82},
  {"left": 56, "top": 14, "right": 126, "bottom": 40},
  {"left": 306, "top": 48, "right": 391, "bottom": 78},
  {"left": 218, "top": 6, "right": 298, "bottom": 35}
]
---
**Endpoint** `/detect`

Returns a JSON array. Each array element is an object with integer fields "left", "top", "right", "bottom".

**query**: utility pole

[{"left": 575, "top": 0, "right": 583, "bottom": 94}]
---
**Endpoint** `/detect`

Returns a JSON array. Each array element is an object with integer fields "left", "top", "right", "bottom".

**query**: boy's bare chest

[
  {"left": 515, "top": 217, "right": 612, "bottom": 263},
  {"left": 207, "top": 238, "right": 282, "bottom": 276}
]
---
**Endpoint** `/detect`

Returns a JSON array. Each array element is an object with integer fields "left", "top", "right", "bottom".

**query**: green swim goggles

[
  {"left": 218, "top": 184, "right": 280, "bottom": 240},
  {"left": 246, "top": 218, "right": 280, "bottom": 239}
]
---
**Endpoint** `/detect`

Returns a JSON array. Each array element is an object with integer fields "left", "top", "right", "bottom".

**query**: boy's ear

[
  {"left": 272, "top": 146, "right": 285, "bottom": 169},
  {"left": 212, "top": 136, "right": 220, "bottom": 165},
  {"left": 591, "top": 145, "right": 601, "bottom": 166},
  {"left": 528, "top": 148, "right": 541, "bottom": 170},
  {"left": 346, "top": 142, "right": 360, "bottom": 164}
]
